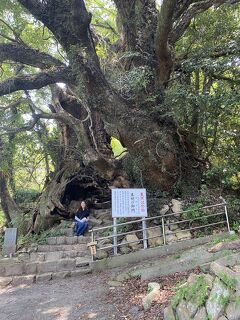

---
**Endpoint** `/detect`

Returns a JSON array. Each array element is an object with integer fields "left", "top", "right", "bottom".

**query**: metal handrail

[
  {"left": 91, "top": 203, "right": 227, "bottom": 232},
  {"left": 97, "top": 221, "right": 226, "bottom": 251},
  {"left": 96, "top": 224, "right": 163, "bottom": 241},
  {"left": 95, "top": 211, "right": 225, "bottom": 241},
  {"left": 90, "top": 201, "right": 230, "bottom": 259},
  {"left": 167, "top": 211, "right": 225, "bottom": 225}
]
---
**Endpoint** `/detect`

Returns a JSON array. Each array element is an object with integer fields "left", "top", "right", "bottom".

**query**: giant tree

[{"left": 0, "top": 0, "right": 239, "bottom": 230}]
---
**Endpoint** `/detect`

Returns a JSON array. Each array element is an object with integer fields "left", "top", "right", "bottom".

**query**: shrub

[{"left": 14, "top": 188, "right": 40, "bottom": 203}]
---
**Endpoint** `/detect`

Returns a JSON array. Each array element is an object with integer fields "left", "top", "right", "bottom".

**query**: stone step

[
  {"left": 46, "top": 235, "right": 91, "bottom": 245},
  {"left": 59, "top": 228, "right": 74, "bottom": 236},
  {"left": 0, "top": 267, "right": 92, "bottom": 288},
  {"left": 36, "top": 243, "right": 89, "bottom": 252},
  {"left": 130, "top": 245, "right": 239, "bottom": 281},
  {"left": 30, "top": 250, "right": 90, "bottom": 262},
  {"left": 59, "top": 220, "right": 75, "bottom": 228},
  {"left": 75, "top": 257, "right": 92, "bottom": 267},
  {"left": 0, "top": 257, "right": 91, "bottom": 277}
]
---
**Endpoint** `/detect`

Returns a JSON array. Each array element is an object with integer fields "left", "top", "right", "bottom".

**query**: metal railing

[{"left": 89, "top": 200, "right": 231, "bottom": 260}]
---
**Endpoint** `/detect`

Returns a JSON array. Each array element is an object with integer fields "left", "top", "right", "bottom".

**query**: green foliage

[
  {"left": 168, "top": 4, "right": 240, "bottom": 192},
  {"left": 127, "top": 66, "right": 153, "bottom": 92},
  {"left": 0, "top": 208, "right": 6, "bottom": 228},
  {"left": 13, "top": 131, "right": 54, "bottom": 191},
  {"left": 18, "top": 227, "right": 66, "bottom": 248},
  {"left": 122, "top": 154, "right": 145, "bottom": 187},
  {"left": 226, "top": 196, "right": 240, "bottom": 228},
  {"left": 117, "top": 217, "right": 131, "bottom": 234},
  {"left": 183, "top": 202, "right": 203, "bottom": 221},
  {"left": 231, "top": 221, "right": 240, "bottom": 233},
  {"left": 218, "top": 272, "right": 237, "bottom": 290},
  {"left": 147, "top": 286, "right": 154, "bottom": 294},
  {"left": 182, "top": 184, "right": 232, "bottom": 227},
  {"left": 217, "top": 294, "right": 230, "bottom": 307},
  {"left": 198, "top": 185, "right": 213, "bottom": 204},
  {"left": 11, "top": 213, "right": 32, "bottom": 235},
  {"left": 210, "top": 231, "right": 238, "bottom": 247},
  {"left": 172, "top": 275, "right": 210, "bottom": 308},
  {"left": 234, "top": 296, "right": 240, "bottom": 306},
  {"left": 227, "top": 233, "right": 238, "bottom": 241},
  {"left": 109, "top": 64, "right": 154, "bottom": 100},
  {"left": 14, "top": 188, "right": 40, "bottom": 204}
]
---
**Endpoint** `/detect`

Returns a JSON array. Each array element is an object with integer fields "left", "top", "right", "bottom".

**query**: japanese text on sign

[{"left": 111, "top": 189, "right": 147, "bottom": 217}]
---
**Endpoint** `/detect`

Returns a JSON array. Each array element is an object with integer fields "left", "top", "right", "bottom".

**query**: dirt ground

[
  {"left": 110, "top": 268, "right": 200, "bottom": 320},
  {"left": 0, "top": 272, "right": 119, "bottom": 320},
  {"left": 0, "top": 267, "right": 199, "bottom": 320}
]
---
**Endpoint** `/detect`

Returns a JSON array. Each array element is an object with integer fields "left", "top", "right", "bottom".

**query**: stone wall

[{"left": 164, "top": 253, "right": 240, "bottom": 320}]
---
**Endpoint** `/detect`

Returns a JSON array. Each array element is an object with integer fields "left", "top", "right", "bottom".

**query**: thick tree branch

[
  {"left": 211, "top": 74, "right": 240, "bottom": 84},
  {"left": 0, "top": 67, "right": 71, "bottom": 97},
  {"left": 175, "top": 46, "right": 240, "bottom": 71},
  {"left": 113, "top": 0, "right": 137, "bottom": 51},
  {"left": 70, "top": 0, "right": 99, "bottom": 65},
  {"left": 18, "top": 0, "right": 89, "bottom": 50},
  {"left": 170, "top": 0, "right": 240, "bottom": 44},
  {"left": 208, "top": 46, "right": 240, "bottom": 59},
  {"left": 156, "top": 0, "right": 177, "bottom": 56},
  {"left": 174, "top": 1, "right": 196, "bottom": 19},
  {"left": 0, "top": 98, "right": 27, "bottom": 110},
  {"left": 18, "top": 0, "right": 74, "bottom": 48},
  {"left": 0, "top": 43, "right": 65, "bottom": 69},
  {"left": 17, "top": 0, "right": 44, "bottom": 13},
  {"left": 92, "top": 22, "right": 118, "bottom": 36},
  {"left": 0, "top": 18, "right": 25, "bottom": 44},
  {"left": 71, "top": 0, "right": 92, "bottom": 38},
  {"left": 0, "top": 116, "right": 41, "bottom": 135},
  {"left": 18, "top": 0, "right": 100, "bottom": 72},
  {"left": 113, "top": 0, "right": 157, "bottom": 59},
  {"left": 0, "top": 110, "right": 74, "bottom": 135},
  {"left": 176, "top": 45, "right": 239, "bottom": 63},
  {"left": 0, "top": 101, "right": 103, "bottom": 167},
  {"left": 155, "top": 0, "right": 177, "bottom": 86}
]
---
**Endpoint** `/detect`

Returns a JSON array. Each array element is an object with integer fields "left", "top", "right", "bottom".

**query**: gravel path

[
  {"left": 0, "top": 272, "right": 119, "bottom": 320},
  {"left": 0, "top": 268, "right": 197, "bottom": 320},
  {"left": 0, "top": 242, "right": 218, "bottom": 320}
]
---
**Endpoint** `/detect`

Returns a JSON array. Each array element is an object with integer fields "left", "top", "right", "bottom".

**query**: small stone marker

[{"left": 2, "top": 228, "right": 18, "bottom": 257}]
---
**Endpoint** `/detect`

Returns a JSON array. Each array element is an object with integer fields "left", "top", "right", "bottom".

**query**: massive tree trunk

[{"left": 2, "top": 0, "right": 236, "bottom": 230}]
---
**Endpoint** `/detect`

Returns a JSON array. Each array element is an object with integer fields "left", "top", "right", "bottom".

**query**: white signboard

[{"left": 111, "top": 188, "right": 147, "bottom": 218}]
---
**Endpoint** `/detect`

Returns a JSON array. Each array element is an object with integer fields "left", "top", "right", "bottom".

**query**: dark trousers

[{"left": 74, "top": 220, "right": 88, "bottom": 236}]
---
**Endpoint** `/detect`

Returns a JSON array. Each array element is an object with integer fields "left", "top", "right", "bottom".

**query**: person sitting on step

[{"left": 74, "top": 201, "right": 90, "bottom": 236}]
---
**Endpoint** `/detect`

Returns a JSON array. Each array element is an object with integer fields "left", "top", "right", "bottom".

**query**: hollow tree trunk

[{"left": 14, "top": 0, "right": 205, "bottom": 231}]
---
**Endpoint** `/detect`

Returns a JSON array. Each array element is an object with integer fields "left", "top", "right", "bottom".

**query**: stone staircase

[{"left": 0, "top": 227, "right": 93, "bottom": 288}]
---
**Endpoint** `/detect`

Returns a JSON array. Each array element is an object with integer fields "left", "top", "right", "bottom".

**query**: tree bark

[
  {"left": 0, "top": 171, "right": 19, "bottom": 225},
  {"left": 0, "top": 139, "right": 20, "bottom": 225}
]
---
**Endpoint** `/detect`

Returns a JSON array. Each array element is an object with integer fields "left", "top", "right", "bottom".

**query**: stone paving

[{"left": 0, "top": 230, "right": 92, "bottom": 287}]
